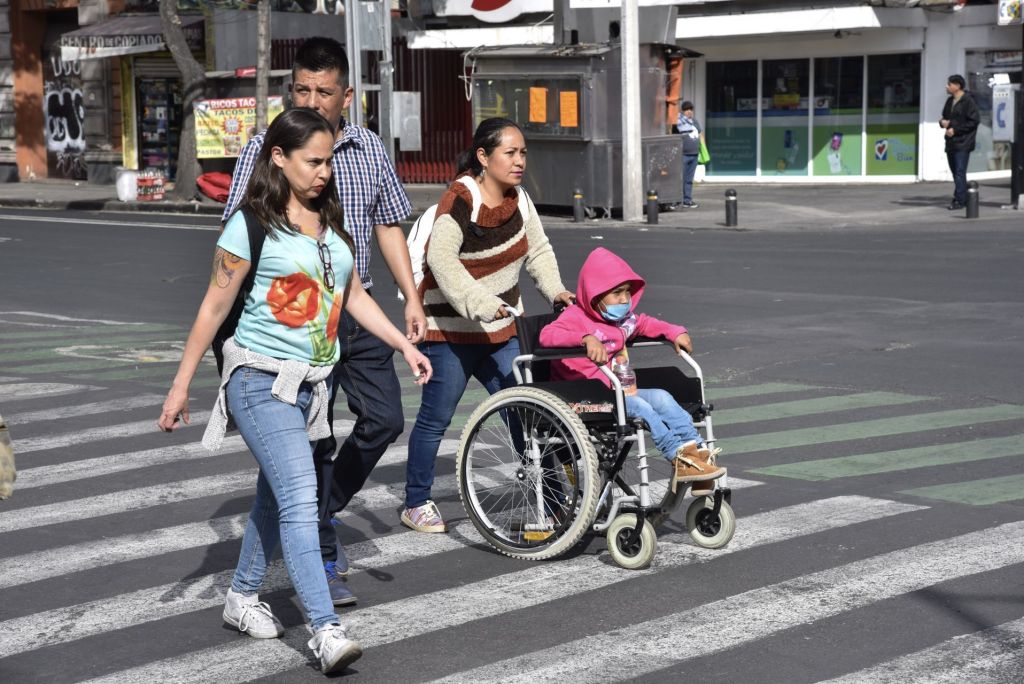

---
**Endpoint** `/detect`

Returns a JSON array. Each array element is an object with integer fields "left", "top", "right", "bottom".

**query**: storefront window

[
  {"left": 761, "top": 59, "right": 809, "bottom": 176},
  {"left": 813, "top": 56, "right": 864, "bottom": 176},
  {"left": 966, "top": 50, "right": 1021, "bottom": 174},
  {"left": 705, "top": 61, "right": 757, "bottom": 175},
  {"left": 865, "top": 53, "right": 920, "bottom": 176}
]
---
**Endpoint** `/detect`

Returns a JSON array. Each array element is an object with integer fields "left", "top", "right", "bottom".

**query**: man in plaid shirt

[{"left": 223, "top": 36, "right": 424, "bottom": 607}]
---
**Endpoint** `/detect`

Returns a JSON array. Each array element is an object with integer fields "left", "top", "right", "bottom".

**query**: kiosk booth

[{"left": 468, "top": 41, "right": 683, "bottom": 213}]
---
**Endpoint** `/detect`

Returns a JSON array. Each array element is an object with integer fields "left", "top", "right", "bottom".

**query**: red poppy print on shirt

[{"left": 267, "top": 272, "right": 321, "bottom": 328}]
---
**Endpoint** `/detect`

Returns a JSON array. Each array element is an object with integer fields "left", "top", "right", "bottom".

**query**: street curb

[{"left": 0, "top": 198, "right": 226, "bottom": 216}]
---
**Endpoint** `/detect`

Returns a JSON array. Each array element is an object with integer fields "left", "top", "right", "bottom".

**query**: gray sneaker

[
  {"left": 308, "top": 623, "right": 363, "bottom": 674},
  {"left": 222, "top": 588, "right": 284, "bottom": 639}
]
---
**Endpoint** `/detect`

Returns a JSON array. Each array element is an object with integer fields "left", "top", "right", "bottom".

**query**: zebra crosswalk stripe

[
  {"left": 15, "top": 411, "right": 211, "bottom": 454},
  {"left": 815, "top": 616, "right": 1024, "bottom": 684},
  {"left": 0, "top": 382, "right": 99, "bottom": 402},
  {"left": 430, "top": 520, "right": 1024, "bottom": 683},
  {"left": 68, "top": 495, "right": 924, "bottom": 683},
  {"left": 4, "top": 394, "right": 168, "bottom": 425}
]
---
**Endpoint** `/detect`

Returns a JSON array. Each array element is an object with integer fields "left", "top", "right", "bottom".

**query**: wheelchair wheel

[
  {"left": 685, "top": 496, "right": 736, "bottom": 549},
  {"left": 606, "top": 513, "right": 657, "bottom": 570},
  {"left": 457, "top": 386, "right": 600, "bottom": 561},
  {"left": 611, "top": 443, "right": 684, "bottom": 529}
]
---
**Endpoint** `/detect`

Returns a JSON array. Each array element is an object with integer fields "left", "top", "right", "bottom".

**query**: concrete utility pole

[
  {"left": 256, "top": 0, "right": 270, "bottom": 132},
  {"left": 620, "top": 0, "right": 643, "bottom": 221},
  {"left": 379, "top": 0, "right": 395, "bottom": 161}
]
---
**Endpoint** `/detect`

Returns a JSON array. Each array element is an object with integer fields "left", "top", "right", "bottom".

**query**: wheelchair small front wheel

[
  {"left": 606, "top": 513, "right": 657, "bottom": 570},
  {"left": 685, "top": 497, "right": 735, "bottom": 549}
]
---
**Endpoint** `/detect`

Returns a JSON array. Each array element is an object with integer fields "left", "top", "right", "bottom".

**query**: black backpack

[{"left": 212, "top": 206, "right": 266, "bottom": 374}]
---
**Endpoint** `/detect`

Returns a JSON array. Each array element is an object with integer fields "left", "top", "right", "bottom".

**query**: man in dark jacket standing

[{"left": 939, "top": 74, "right": 981, "bottom": 210}]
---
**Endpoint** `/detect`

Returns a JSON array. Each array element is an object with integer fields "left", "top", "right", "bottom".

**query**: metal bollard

[
  {"left": 725, "top": 188, "right": 738, "bottom": 226},
  {"left": 965, "top": 181, "right": 979, "bottom": 219},
  {"left": 573, "top": 188, "right": 585, "bottom": 223},
  {"left": 646, "top": 189, "right": 659, "bottom": 225}
]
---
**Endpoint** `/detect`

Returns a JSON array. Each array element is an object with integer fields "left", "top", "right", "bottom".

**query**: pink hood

[
  {"left": 575, "top": 247, "right": 647, "bottom": 320},
  {"left": 538, "top": 248, "right": 687, "bottom": 387}
]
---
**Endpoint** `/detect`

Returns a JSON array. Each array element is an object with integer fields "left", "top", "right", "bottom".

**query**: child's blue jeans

[{"left": 624, "top": 388, "right": 702, "bottom": 460}]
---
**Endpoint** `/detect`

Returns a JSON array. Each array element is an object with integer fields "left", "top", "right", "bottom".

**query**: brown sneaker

[
  {"left": 690, "top": 446, "right": 723, "bottom": 496},
  {"left": 672, "top": 442, "right": 726, "bottom": 493}
]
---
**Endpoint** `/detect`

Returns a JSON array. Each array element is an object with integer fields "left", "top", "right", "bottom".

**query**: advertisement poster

[
  {"left": 998, "top": 0, "right": 1022, "bottom": 25},
  {"left": 761, "top": 125, "right": 808, "bottom": 175},
  {"left": 812, "top": 127, "right": 862, "bottom": 176},
  {"left": 194, "top": 96, "right": 283, "bottom": 159},
  {"left": 704, "top": 121, "right": 757, "bottom": 175},
  {"left": 865, "top": 125, "right": 917, "bottom": 176}
]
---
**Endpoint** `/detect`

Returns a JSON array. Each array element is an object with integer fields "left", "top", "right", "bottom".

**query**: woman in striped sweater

[{"left": 401, "top": 118, "right": 575, "bottom": 533}]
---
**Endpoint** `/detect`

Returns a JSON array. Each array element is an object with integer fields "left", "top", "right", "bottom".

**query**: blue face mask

[{"left": 601, "top": 299, "right": 632, "bottom": 322}]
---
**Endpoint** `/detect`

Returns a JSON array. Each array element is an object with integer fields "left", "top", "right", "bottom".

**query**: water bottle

[{"left": 612, "top": 356, "right": 637, "bottom": 396}]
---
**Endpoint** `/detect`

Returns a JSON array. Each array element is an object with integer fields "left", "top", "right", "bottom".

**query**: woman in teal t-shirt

[{"left": 158, "top": 108, "right": 431, "bottom": 676}]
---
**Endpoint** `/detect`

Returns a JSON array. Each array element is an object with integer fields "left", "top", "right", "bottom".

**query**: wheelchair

[{"left": 455, "top": 308, "right": 735, "bottom": 570}]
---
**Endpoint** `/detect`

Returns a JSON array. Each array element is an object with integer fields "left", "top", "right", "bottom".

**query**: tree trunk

[{"left": 159, "top": 0, "right": 206, "bottom": 201}]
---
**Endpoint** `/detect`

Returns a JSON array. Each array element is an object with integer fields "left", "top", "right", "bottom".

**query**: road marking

[
  {"left": 0, "top": 324, "right": 179, "bottom": 341},
  {"left": 13, "top": 438, "right": 247, "bottom": 490},
  {"left": 717, "top": 391, "right": 930, "bottom": 425},
  {"left": 708, "top": 382, "right": 814, "bottom": 399},
  {"left": 0, "top": 214, "right": 218, "bottom": 232},
  {"left": 5, "top": 393, "right": 167, "bottom": 425},
  {"left": 9, "top": 357, "right": 153, "bottom": 374},
  {"left": 726, "top": 405, "right": 1023, "bottom": 455},
  {"left": 900, "top": 474, "right": 1024, "bottom": 505},
  {"left": 0, "top": 469, "right": 255, "bottom": 534},
  {"left": 73, "top": 496, "right": 925, "bottom": 683},
  {"left": 15, "top": 411, "right": 210, "bottom": 454},
  {"left": 816, "top": 616, "right": 1024, "bottom": 683},
  {"left": 0, "top": 310, "right": 157, "bottom": 325},
  {"left": 751, "top": 434, "right": 1024, "bottom": 481},
  {"left": 0, "top": 335, "right": 182, "bottom": 361},
  {"left": 431, "top": 519, "right": 1024, "bottom": 684},
  {"left": 0, "top": 328, "right": 182, "bottom": 351},
  {"left": 0, "top": 382, "right": 99, "bottom": 402}
]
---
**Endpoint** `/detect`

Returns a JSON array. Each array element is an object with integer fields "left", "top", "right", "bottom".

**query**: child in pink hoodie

[{"left": 539, "top": 247, "right": 724, "bottom": 493}]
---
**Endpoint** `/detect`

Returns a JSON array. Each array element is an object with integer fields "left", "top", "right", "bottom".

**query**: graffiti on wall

[{"left": 44, "top": 55, "right": 87, "bottom": 180}]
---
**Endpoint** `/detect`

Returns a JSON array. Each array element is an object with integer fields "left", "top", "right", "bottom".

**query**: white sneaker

[
  {"left": 308, "top": 623, "right": 363, "bottom": 674},
  {"left": 400, "top": 500, "right": 448, "bottom": 533},
  {"left": 222, "top": 588, "right": 284, "bottom": 639}
]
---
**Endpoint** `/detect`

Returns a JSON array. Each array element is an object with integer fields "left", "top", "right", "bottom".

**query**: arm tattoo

[{"left": 212, "top": 248, "right": 244, "bottom": 288}]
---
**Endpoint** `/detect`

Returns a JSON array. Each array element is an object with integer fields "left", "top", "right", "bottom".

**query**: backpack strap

[
  {"left": 454, "top": 176, "right": 532, "bottom": 223},
  {"left": 238, "top": 206, "right": 266, "bottom": 296}
]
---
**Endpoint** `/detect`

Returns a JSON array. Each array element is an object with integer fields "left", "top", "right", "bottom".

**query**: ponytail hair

[{"left": 455, "top": 117, "right": 524, "bottom": 178}]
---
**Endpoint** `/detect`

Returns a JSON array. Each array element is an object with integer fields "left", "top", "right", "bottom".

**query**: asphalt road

[{"left": 0, "top": 207, "right": 1022, "bottom": 682}]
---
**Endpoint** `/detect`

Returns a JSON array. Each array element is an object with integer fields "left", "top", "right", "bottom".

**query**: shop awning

[{"left": 59, "top": 14, "right": 204, "bottom": 62}]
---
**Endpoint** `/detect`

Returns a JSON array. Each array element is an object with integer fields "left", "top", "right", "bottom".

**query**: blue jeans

[
  {"left": 405, "top": 337, "right": 520, "bottom": 508},
  {"left": 946, "top": 149, "right": 971, "bottom": 205},
  {"left": 312, "top": 303, "right": 405, "bottom": 562},
  {"left": 227, "top": 367, "right": 339, "bottom": 632},
  {"left": 625, "top": 388, "right": 701, "bottom": 461},
  {"left": 682, "top": 154, "right": 700, "bottom": 205}
]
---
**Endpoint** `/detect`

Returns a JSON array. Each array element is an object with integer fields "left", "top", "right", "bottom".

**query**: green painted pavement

[
  {"left": 750, "top": 434, "right": 1024, "bottom": 481},
  {"left": 724, "top": 405, "right": 1023, "bottom": 455},
  {"left": 716, "top": 391, "right": 930, "bottom": 426},
  {"left": 706, "top": 382, "right": 815, "bottom": 399},
  {"left": 900, "top": 474, "right": 1024, "bottom": 505},
  {"left": 0, "top": 330, "right": 184, "bottom": 355},
  {"left": 0, "top": 324, "right": 178, "bottom": 341}
]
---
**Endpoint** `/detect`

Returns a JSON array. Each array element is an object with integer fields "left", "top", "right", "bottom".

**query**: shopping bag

[{"left": 697, "top": 138, "right": 711, "bottom": 165}]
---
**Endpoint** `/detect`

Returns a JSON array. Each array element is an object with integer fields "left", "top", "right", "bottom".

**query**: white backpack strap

[
  {"left": 454, "top": 176, "right": 482, "bottom": 223},
  {"left": 515, "top": 186, "right": 530, "bottom": 222}
]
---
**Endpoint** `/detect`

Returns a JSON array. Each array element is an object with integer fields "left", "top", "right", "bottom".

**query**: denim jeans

[
  {"left": 946, "top": 149, "right": 971, "bottom": 205},
  {"left": 312, "top": 303, "right": 405, "bottom": 562},
  {"left": 625, "top": 388, "right": 701, "bottom": 461},
  {"left": 405, "top": 337, "right": 521, "bottom": 508},
  {"left": 682, "top": 154, "right": 700, "bottom": 205},
  {"left": 227, "top": 367, "right": 339, "bottom": 631}
]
